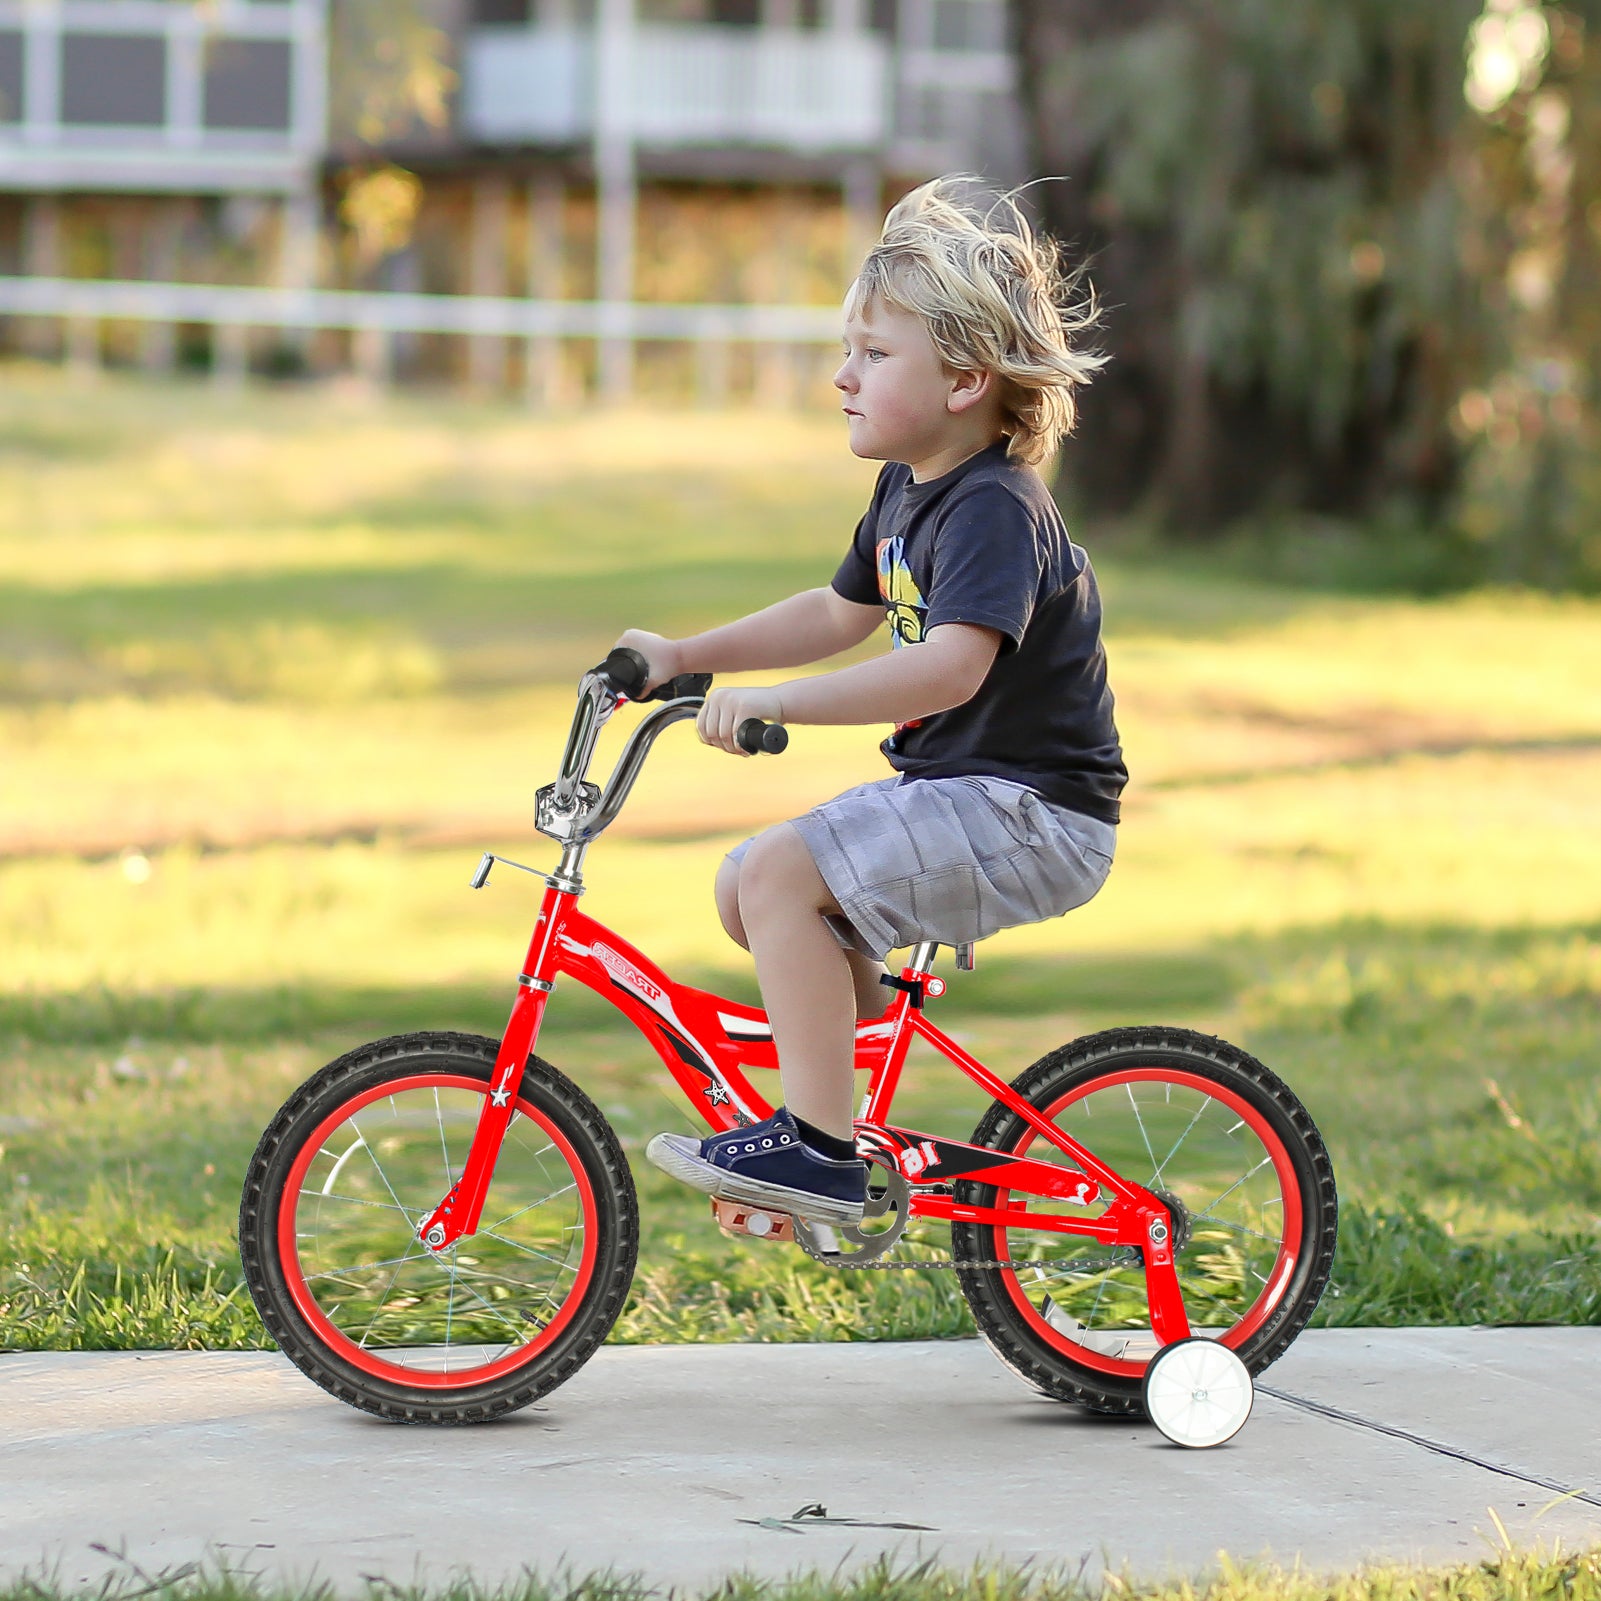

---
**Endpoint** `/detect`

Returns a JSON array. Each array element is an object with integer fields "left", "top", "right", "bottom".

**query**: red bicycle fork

[
  {"left": 416, "top": 888, "right": 1191, "bottom": 1346},
  {"left": 416, "top": 883, "right": 566, "bottom": 1252}
]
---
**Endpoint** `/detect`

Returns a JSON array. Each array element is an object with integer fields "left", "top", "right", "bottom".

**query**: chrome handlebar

[{"left": 537, "top": 687, "right": 704, "bottom": 846}]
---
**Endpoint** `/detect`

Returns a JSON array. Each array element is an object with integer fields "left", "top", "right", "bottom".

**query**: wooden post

[
  {"left": 277, "top": 189, "right": 320, "bottom": 370},
  {"left": 593, "top": 0, "right": 636, "bottom": 402},
  {"left": 842, "top": 156, "right": 881, "bottom": 278},
  {"left": 525, "top": 173, "right": 566, "bottom": 409},
  {"left": 694, "top": 333, "right": 731, "bottom": 408},
  {"left": 353, "top": 325, "right": 393, "bottom": 388},
  {"left": 140, "top": 199, "right": 183, "bottom": 374},
  {"left": 65, "top": 315, "right": 99, "bottom": 380},
  {"left": 469, "top": 173, "right": 511, "bottom": 391},
  {"left": 755, "top": 193, "right": 800, "bottom": 407},
  {"left": 21, "top": 195, "right": 61, "bottom": 359},
  {"left": 213, "top": 323, "right": 249, "bottom": 388}
]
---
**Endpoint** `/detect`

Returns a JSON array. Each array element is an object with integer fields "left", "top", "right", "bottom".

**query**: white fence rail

[
  {"left": 0, "top": 275, "right": 842, "bottom": 343},
  {"left": 0, "top": 273, "right": 845, "bottom": 398}
]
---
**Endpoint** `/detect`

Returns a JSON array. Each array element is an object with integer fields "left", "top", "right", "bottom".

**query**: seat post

[{"left": 907, "top": 939, "right": 939, "bottom": 974}]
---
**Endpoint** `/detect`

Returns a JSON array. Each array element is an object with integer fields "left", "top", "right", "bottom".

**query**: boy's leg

[
  {"left": 717, "top": 849, "right": 885, "bottom": 1021},
  {"left": 734, "top": 822, "right": 864, "bottom": 1142}
]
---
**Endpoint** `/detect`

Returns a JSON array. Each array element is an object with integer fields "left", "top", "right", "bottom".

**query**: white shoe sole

[{"left": 645, "top": 1132, "right": 866, "bottom": 1227}]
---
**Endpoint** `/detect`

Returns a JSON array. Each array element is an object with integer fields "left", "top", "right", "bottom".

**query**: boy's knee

[{"left": 738, "top": 824, "right": 829, "bottom": 915}]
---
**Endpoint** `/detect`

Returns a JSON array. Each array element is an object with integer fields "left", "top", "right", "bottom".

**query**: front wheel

[
  {"left": 952, "top": 1027, "right": 1336, "bottom": 1416},
  {"left": 239, "top": 1032, "right": 639, "bottom": 1423}
]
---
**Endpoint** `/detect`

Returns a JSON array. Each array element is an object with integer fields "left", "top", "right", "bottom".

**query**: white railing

[
  {"left": 0, "top": 275, "right": 841, "bottom": 343},
  {"left": 463, "top": 23, "right": 888, "bottom": 150}
]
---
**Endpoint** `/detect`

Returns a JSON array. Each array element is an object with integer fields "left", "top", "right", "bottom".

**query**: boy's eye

[{"left": 865, "top": 348, "right": 886, "bottom": 362}]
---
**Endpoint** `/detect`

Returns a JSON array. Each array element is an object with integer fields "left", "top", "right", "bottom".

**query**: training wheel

[{"left": 1142, "top": 1338, "right": 1254, "bottom": 1448}]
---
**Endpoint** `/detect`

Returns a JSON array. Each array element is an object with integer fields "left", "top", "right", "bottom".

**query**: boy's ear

[{"left": 946, "top": 367, "right": 994, "bottom": 416}]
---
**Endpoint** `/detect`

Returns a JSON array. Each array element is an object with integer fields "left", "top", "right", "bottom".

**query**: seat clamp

[{"left": 878, "top": 973, "right": 925, "bottom": 1010}]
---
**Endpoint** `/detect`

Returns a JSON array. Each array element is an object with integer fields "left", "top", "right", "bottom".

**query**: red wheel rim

[
  {"left": 277, "top": 1073, "right": 600, "bottom": 1388},
  {"left": 992, "top": 1067, "right": 1304, "bottom": 1379}
]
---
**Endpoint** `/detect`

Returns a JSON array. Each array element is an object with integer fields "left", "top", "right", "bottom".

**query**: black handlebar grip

[
  {"left": 736, "top": 719, "right": 788, "bottom": 755},
  {"left": 599, "top": 647, "right": 650, "bottom": 698}
]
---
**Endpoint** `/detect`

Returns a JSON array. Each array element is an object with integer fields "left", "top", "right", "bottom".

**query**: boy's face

[{"left": 834, "top": 292, "right": 984, "bottom": 471}]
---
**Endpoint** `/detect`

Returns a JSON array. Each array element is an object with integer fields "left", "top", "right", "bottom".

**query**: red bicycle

[{"left": 240, "top": 651, "right": 1337, "bottom": 1448}]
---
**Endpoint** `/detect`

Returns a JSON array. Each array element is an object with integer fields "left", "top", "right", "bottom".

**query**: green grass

[
  {"left": 1, "top": 364, "right": 1599, "bottom": 1352},
  {"left": 7, "top": 1547, "right": 1601, "bottom": 1601}
]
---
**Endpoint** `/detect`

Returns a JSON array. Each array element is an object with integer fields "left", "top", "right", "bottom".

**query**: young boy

[{"left": 628, "top": 178, "right": 1126, "bottom": 1227}]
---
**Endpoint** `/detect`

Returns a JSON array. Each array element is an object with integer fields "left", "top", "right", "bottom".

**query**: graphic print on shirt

[{"left": 876, "top": 536, "right": 926, "bottom": 646}]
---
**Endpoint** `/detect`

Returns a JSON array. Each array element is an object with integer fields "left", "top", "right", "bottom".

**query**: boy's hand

[
  {"left": 611, "top": 630, "right": 681, "bottom": 694},
  {"left": 698, "top": 686, "right": 784, "bottom": 756}
]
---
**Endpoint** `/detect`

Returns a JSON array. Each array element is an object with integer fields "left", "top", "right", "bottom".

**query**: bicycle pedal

[{"left": 711, "top": 1198, "right": 796, "bottom": 1243}]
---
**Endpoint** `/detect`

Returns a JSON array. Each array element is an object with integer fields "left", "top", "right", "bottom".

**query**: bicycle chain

[{"left": 794, "top": 1233, "right": 1135, "bottom": 1277}]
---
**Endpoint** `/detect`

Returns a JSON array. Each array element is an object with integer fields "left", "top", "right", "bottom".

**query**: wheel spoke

[
  {"left": 346, "top": 1112, "right": 419, "bottom": 1225},
  {"left": 304, "top": 1251, "right": 417, "bottom": 1284},
  {"left": 475, "top": 1226, "right": 581, "bottom": 1273},
  {"left": 430, "top": 1262, "right": 533, "bottom": 1347},
  {"left": 479, "top": 1181, "right": 577, "bottom": 1236},
  {"left": 1150, "top": 1097, "right": 1211, "bottom": 1186},
  {"left": 434, "top": 1086, "right": 454, "bottom": 1189},
  {"left": 299, "top": 1189, "right": 412, "bottom": 1215},
  {"left": 1194, "top": 1155, "right": 1274, "bottom": 1221},
  {"left": 355, "top": 1238, "right": 423, "bottom": 1350},
  {"left": 1193, "top": 1213, "right": 1278, "bottom": 1247},
  {"left": 1125, "top": 1082, "right": 1159, "bottom": 1178}
]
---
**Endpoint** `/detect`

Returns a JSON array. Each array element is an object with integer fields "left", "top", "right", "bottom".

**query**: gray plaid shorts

[{"left": 725, "top": 774, "right": 1116, "bottom": 962}]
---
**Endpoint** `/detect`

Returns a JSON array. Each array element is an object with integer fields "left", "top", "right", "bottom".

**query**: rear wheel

[
  {"left": 239, "top": 1032, "right": 638, "bottom": 1422},
  {"left": 952, "top": 1027, "right": 1336, "bottom": 1416}
]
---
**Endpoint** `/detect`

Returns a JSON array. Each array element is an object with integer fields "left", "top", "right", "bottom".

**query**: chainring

[{"left": 792, "top": 1157, "right": 911, "bottom": 1265}]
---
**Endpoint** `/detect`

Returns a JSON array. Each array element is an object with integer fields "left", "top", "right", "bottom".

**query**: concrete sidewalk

[{"left": 3, "top": 1330, "right": 1599, "bottom": 1594}]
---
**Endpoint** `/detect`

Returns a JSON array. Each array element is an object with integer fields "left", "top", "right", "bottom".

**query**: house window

[
  {"left": 932, "top": 0, "right": 1004, "bottom": 51},
  {"left": 0, "top": 31, "right": 22, "bottom": 123},
  {"left": 868, "top": 0, "right": 895, "bottom": 35},
  {"left": 61, "top": 34, "right": 166, "bottom": 126},
  {"left": 473, "top": 0, "right": 531, "bottom": 23},
  {"left": 203, "top": 38, "right": 293, "bottom": 130},
  {"left": 711, "top": 0, "right": 760, "bottom": 24}
]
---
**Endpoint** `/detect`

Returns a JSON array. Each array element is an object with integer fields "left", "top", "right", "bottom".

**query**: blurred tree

[
  {"left": 1450, "top": 1, "right": 1601, "bottom": 586},
  {"left": 327, "top": 0, "right": 456, "bottom": 284},
  {"left": 329, "top": 0, "right": 455, "bottom": 154},
  {"left": 1011, "top": 0, "right": 1485, "bottom": 533}
]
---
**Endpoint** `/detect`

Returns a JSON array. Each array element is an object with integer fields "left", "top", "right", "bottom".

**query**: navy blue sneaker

[{"left": 645, "top": 1106, "right": 867, "bottom": 1225}]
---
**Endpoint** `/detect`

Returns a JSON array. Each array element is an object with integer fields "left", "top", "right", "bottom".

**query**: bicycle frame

[{"left": 414, "top": 682, "right": 1194, "bottom": 1347}]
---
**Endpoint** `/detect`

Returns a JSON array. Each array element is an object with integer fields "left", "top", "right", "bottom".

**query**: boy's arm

[
  {"left": 696, "top": 623, "right": 1000, "bottom": 753},
  {"left": 615, "top": 587, "right": 882, "bottom": 688}
]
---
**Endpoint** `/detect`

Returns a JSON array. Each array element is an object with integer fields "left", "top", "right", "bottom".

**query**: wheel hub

[{"left": 1148, "top": 1187, "right": 1191, "bottom": 1254}]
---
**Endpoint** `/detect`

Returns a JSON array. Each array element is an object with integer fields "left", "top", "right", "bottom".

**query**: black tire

[
  {"left": 952, "top": 1027, "right": 1336, "bottom": 1416},
  {"left": 239, "top": 1032, "right": 638, "bottom": 1423}
]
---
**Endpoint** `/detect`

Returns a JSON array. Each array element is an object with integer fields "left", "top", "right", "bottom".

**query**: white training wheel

[{"left": 1142, "top": 1337, "right": 1254, "bottom": 1448}]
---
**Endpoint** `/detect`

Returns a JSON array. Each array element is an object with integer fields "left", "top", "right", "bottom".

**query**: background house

[{"left": 0, "top": 0, "right": 1021, "bottom": 395}]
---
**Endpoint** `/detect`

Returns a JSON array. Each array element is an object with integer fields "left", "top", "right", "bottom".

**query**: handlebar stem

[
  {"left": 552, "top": 671, "right": 614, "bottom": 808},
  {"left": 582, "top": 697, "right": 703, "bottom": 838}
]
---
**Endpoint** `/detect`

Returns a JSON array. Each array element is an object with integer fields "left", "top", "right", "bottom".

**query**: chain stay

[{"left": 796, "top": 1237, "right": 1135, "bottom": 1275}]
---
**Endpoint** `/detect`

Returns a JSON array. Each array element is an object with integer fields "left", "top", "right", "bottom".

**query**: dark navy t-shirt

[{"left": 831, "top": 439, "right": 1127, "bottom": 825}]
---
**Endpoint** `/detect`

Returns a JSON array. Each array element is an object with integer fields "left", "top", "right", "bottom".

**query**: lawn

[{"left": 1, "top": 362, "right": 1598, "bottom": 1352}]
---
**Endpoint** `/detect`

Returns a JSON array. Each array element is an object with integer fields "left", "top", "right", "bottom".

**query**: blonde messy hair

[{"left": 851, "top": 176, "right": 1105, "bottom": 467}]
